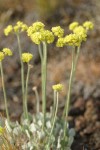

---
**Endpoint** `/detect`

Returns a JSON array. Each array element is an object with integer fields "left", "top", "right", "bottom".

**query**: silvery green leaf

[
  {"left": 56, "top": 122, "right": 62, "bottom": 130},
  {"left": 36, "top": 112, "right": 43, "bottom": 120},
  {"left": 46, "top": 112, "right": 51, "bottom": 118},
  {"left": 27, "top": 141, "right": 33, "bottom": 150},
  {"left": 38, "top": 120, "right": 43, "bottom": 127},
  {"left": 46, "top": 121, "right": 51, "bottom": 129},
  {"left": 50, "top": 135, "right": 55, "bottom": 144},
  {"left": 68, "top": 136, "right": 74, "bottom": 147},
  {"left": 66, "top": 147, "right": 71, "bottom": 150},
  {"left": 22, "top": 119, "right": 29, "bottom": 126},
  {"left": 13, "top": 127, "right": 20, "bottom": 135},
  {"left": 30, "top": 123, "right": 36, "bottom": 132},
  {"left": 5, "top": 119, "right": 12, "bottom": 132},
  {"left": 37, "top": 130, "right": 45, "bottom": 140},
  {"left": 68, "top": 128, "right": 75, "bottom": 137},
  {"left": 57, "top": 137, "right": 61, "bottom": 149},
  {"left": 59, "top": 129, "right": 63, "bottom": 136},
  {"left": 25, "top": 129, "right": 30, "bottom": 139}
]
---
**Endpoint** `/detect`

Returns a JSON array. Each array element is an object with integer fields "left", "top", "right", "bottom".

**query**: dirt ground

[{"left": 0, "top": 0, "right": 100, "bottom": 150}]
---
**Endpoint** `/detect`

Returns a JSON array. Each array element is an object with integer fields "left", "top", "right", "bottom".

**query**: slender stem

[
  {"left": 50, "top": 91, "right": 59, "bottom": 136},
  {"left": 73, "top": 46, "right": 80, "bottom": 76},
  {"left": 63, "top": 46, "right": 80, "bottom": 141},
  {"left": 46, "top": 91, "right": 59, "bottom": 150},
  {"left": 33, "top": 87, "right": 40, "bottom": 113},
  {"left": 16, "top": 34, "right": 25, "bottom": 115},
  {"left": 63, "top": 47, "right": 75, "bottom": 139},
  {"left": 42, "top": 42, "right": 47, "bottom": 128},
  {"left": 24, "top": 63, "right": 31, "bottom": 119},
  {"left": 38, "top": 44, "right": 43, "bottom": 61},
  {"left": 0, "top": 62, "right": 10, "bottom": 123},
  {"left": 51, "top": 89, "right": 56, "bottom": 123}
]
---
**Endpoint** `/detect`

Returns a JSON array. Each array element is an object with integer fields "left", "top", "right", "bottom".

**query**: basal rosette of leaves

[{"left": 4, "top": 113, "right": 75, "bottom": 150}]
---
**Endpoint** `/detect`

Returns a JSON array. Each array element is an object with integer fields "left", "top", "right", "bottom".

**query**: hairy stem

[
  {"left": 63, "top": 47, "right": 75, "bottom": 139},
  {"left": 33, "top": 87, "right": 40, "bottom": 113},
  {"left": 42, "top": 42, "right": 47, "bottom": 128},
  {"left": 38, "top": 44, "right": 43, "bottom": 61},
  {"left": 51, "top": 89, "right": 56, "bottom": 123},
  {"left": 0, "top": 62, "right": 10, "bottom": 123},
  {"left": 16, "top": 34, "right": 25, "bottom": 116},
  {"left": 63, "top": 46, "right": 80, "bottom": 141},
  {"left": 24, "top": 63, "right": 31, "bottom": 119}
]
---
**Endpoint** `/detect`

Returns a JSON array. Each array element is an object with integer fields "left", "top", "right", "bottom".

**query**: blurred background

[{"left": 0, "top": 0, "right": 100, "bottom": 149}]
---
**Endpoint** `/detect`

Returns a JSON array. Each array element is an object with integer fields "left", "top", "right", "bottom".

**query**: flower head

[
  {"left": 2, "top": 48, "right": 13, "bottom": 56},
  {"left": 56, "top": 38, "right": 65, "bottom": 47},
  {"left": 27, "top": 26, "right": 34, "bottom": 36},
  {"left": 52, "top": 26, "right": 64, "bottom": 38},
  {"left": 17, "top": 21, "right": 28, "bottom": 31},
  {"left": 27, "top": 22, "right": 45, "bottom": 37},
  {"left": 69, "top": 22, "right": 79, "bottom": 31},
  {"left": 14, "top": 21, "right": 28, "bottom": 33},
  {"left": 41, "top": 30, "right": 54, "bottom": 44},
  {"left": 13, "top": 25, "right": 19, "bottom": 33},
  {"left": 0, "top": 52, "right": 5, "bottom": 61},
  {"left": 64, "top": 34, "right": 80, "bottom": 46},
  {"left": 22, "top": 53, "right": 33, "bottom": 63},
  {"left": 31, "top": 32, "right": 42, "bottom": 44},
  {"left": 21, "top": 24, "right": 28, "bottom": 32},
  {"left": 4, "top": 25, "right": 13, "bottom": 36},
  {"left": 30, "top": 29, "right": 54, "bottom": 44},
  {"left": 52, "top": 84, "right": 63, "bottom": 92},
  {"left": 27, "top": 21, "right": 55, "bottom": 44},
  {"left": 73, "top": 26, "right": 87, "bottom": 42},
  {"left": 17, "top": 21, "right": 23, "bottom": 26},
  {"left": 32, "top": 22, "right": 45, "bottom": 32},
  {"left": 83, "top": 21, "right": 94, "bottom": 30}
]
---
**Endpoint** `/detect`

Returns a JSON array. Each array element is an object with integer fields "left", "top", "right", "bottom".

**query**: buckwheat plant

[{"left": 1, "top": 20, "right": 93, "bottom": 149}]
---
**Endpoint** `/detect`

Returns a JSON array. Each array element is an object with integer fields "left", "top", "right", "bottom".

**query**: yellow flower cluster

[
  {"left": 52, "top": 26, "right": 64, "bottom": 38},
  {"left": 0, "top": 52, "right": 5, "bottom": 61},
  {"left": 69, "top": 22, "right": 79, "bottom": 31},
  {"left": 0, "top": 126, "right": 4, "bottom": 135},
  {"left": 14, "top": 21, "right": 28, "bottom": 33},
  {"left": 41, "top": 29, "right": 54, "bottom": 44},
  {"left": 73, "top": 26, "right": 87, "bottom": 42},
  {"left": 22, "top": 53, "right": 33, "bottom": 63},
  {"left": 27, "top": 22, "right": 45, "bottom": 36},
  {"left": 4, "top": 21, "right": 28, "bottom": 36},
  {"left": 56, "top": 21, "right": 94, "bottom": 47},
  {"left": 4, "top": 20, "right": 94, "bottom": 47},
  {"left": 4, "top": 25, "right": 13, "bottom": 36},
  {"left": 2, "top": 48, "right": 13, "bottom": 56},
  {"left": 56, "top": 38, "right": 65, "bottom": 47},
  {"left": 31, "top": 32, "right": 42, "bottom": 45},
  {"left": 0, "top": 48, "right": 13, "bottom": 61},
  {"left": 52, "top": 84, "right": 63, "bottom": 92},
  {"left": 64, "top": 34, "right": 80, "bottom": 46},
  {"left": 28, "top": 22, "right": 54, "bottom": 45},
  {"left": 83, "top": 21, "right": 94, "bottom": 30}
]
